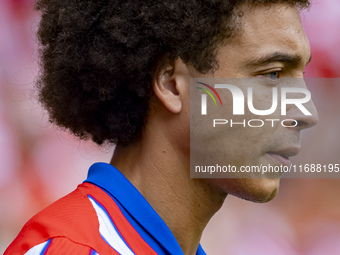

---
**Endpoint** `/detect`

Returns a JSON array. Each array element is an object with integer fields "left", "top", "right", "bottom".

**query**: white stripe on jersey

[
  {"left": 24, "top": 240, "right": 50, "bottom": 255},
  {"left": 88, "top": 196, "right": 135, "bottom": 255}
]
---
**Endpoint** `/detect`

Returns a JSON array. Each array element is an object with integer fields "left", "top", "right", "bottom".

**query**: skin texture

[
  {"left": 191, "top": 3, "right": 318, "bottom": 202},
  {"left": 111, "top": 3, "right": 318, "bottom": 255}
]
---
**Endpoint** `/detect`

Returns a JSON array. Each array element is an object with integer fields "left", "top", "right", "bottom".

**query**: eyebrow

[{"left": 245, "top": 52, "right": 312, "bottom": 68}]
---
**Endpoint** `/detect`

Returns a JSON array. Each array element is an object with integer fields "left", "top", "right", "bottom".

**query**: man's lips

[{"left": 267, "top": 147, "right": 300, "bottom": 166}]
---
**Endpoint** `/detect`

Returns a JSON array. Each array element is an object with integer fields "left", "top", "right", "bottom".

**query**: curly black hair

[{"left": 35, "top": 0, "right": 310, "bottom": 146}]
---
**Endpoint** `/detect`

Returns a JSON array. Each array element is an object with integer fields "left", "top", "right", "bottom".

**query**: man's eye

[{"left": 265, "top": 71, "right": 280, "bottom": 80}]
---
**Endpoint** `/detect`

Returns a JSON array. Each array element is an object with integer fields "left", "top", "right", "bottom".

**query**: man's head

[
  {"left": 36, "top": 0, "right": 316, "bottom": 202},
  {"left": 36, "top": 0, "right": 310, "bottom": 144}
]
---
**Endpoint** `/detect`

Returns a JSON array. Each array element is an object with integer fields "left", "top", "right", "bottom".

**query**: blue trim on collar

[{"left": 84, "top": 162, "right": 206, "bottom": 255}]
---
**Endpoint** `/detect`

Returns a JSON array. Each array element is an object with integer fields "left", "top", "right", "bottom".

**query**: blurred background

[{"left": 0, "top": 0, "right": 339, "bottom": 254}]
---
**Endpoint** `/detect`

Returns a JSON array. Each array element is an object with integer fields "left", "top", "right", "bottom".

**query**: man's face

[{"left": 189, "top": 3, "right": 318, "bottom": 202}]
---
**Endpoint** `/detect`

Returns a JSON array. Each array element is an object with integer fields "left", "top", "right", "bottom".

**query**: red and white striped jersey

[{"left": 5, "top": 163, "right": 206, "bottom": 255}]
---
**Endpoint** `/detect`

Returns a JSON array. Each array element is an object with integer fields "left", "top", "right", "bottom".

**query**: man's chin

[
  {"left": 216, "top": 178, "right": 280, "bottom": 203},
  {"left": 232, "top": 185, "right": 279, "bottom": 203}
]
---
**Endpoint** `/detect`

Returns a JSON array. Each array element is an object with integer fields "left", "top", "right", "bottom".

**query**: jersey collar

[{"left": 85, "top": 162, "right": 206, "bottom": 255}]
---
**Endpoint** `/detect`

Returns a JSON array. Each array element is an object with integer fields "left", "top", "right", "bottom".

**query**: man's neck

[{"left": 110, "top": 129, "right": 226, "bottom": 255}]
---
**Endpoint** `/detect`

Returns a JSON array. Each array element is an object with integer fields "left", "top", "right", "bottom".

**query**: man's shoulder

[
  {"left": 4, "top": 183, "right": 116, "bottom": 254},
  {"left": 5, "top": 182, "right": 159, "bottom": 255}
]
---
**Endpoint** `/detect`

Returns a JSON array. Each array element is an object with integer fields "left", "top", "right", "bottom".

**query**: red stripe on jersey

[
  {"left": 45, "top": 237, "right": 92, "bottom": 254},
  {"left": 79, "top": 183, "right": 158, "bottom": 255},
  {"left": 5, "top": 185, "right": 119, "bottom": 255}
]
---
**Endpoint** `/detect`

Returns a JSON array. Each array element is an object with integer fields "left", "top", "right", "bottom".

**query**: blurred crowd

[{"left": 1, "top": 0, "right": 340, "bottom": 254}]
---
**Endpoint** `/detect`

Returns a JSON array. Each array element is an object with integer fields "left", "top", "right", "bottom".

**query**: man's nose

[
  {"left": 286, "top": 100, "right": 318, "bottom": 130},
  {"left": 284, "top": 84, "right": 319, "bottom": 130}
]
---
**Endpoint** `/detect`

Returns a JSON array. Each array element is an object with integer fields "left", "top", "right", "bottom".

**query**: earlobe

[{"left": 153, "top": 58, "right": 188, "bottom": 114}]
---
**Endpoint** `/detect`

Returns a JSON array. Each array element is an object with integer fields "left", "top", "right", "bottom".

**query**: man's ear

[{"left": 153, "top": 58, "right": 190, "bottom": 114}]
